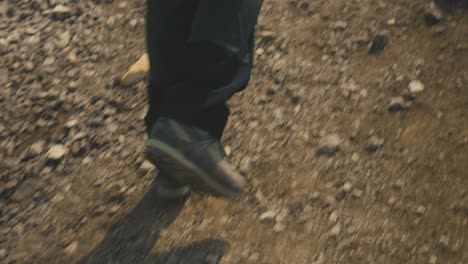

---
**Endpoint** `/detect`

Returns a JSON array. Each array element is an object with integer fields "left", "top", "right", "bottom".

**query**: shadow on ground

[{"left": 78, "top": 179, "right": 228, "bottom": 264}]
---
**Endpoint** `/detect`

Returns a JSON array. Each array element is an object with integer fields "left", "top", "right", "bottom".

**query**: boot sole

[{"left": 145, "top": 139, "right": 243, "bottom": 199}]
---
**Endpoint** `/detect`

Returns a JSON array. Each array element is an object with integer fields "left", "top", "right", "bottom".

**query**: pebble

[
  {"left": 424, "top": 2, "right": 443, "bottom": 26},
  {"left": 11, "top": 179, "right": 41, "bottom": 202},
  {"left": 51, "top": 5, "right": 72, "bottom": 21},
  {"left": 333, "top": 21, "right": 347, "bottom": 30},
  {"left": 439, "top": 235, "right": 449, "bottom": 248},
  {"left": 255, "top": 190, "right": 268, "bottom": 206},
  {"left": 0, "top": 249, "right": 7, "bottom": 260},
  {"left": 56, "top": 30, "right": 71, "bottom": 49},
  {"left": 24, "top": 61, "right": 35, "bottom": 72},
  {"left": 329, "top": 210, "right": 338, "bottom": 223},
  {"left": 366, "top": 136, "right": 385, "bottom": 153},
  {"left": 342, "top": 182, "right": 353, "bottom": 193},
  {"left": 47, "top": 144, "right": 67, "bottom": 161},
  {"left": 30, "top": 140, "right": 46, "bottom": 155},
  {"left": 317, "top": 134, "right": 341, "bottom": 156},
  {"left": 351, "top": 153, "right": 360, "bottom": 162},
  {"left": 329, "top": 223, "right": 342, "bottom": 238},
  {"left": 388, "top": 96, "right": 411, "bottom": 112},
  {"left": 408, "top": 80, "right": 425, "bottom": 94},
  {"left": 64, "top": 241, "right": 78, "bottom": 255},
  {"left": 352, "top": 189, "right": 363, "bottom": 198},
  {"left": 273, "top": 223, "right": 286, "bottom": 233},
  {"left": 43, "top": 56, "right": 55, "bottom": 66},
  {"left": 429, "top": 255, "right": 437, "bottom": 264},
  {"left": 120, "top": 53, "right": 149, "bottom": 87},
  {"left": 275, "top": 208, "right": 289, "bottom": 223},
  {"left": 239, "top": 157, "right": 251, "bottom": 175},
  {"left": 139, "top": 160, "right": 155, "bottom": 173},
  {"left": 416, "top": 205, "right": 426, "bottom": 215},
  {"left": 109, "top": 204, "right": 121, "bottom": 215},
  {"left": 259, "top": 210, "right": 277, "bottom": 223},
  {"left": 310, "top": 191, "right": 320, "bottom": 201},
  {"left": 369, "top": 32, "right": 389, "bottom": 54}
]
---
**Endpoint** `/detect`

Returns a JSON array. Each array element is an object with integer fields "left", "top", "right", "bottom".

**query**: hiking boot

[{"left": 145, "top": 117, "right": 246, "bottom": 199}]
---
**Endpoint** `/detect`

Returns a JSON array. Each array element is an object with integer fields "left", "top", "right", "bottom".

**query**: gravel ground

[{"left": 0, "top": 0, "right": 467, "bottom": 263}]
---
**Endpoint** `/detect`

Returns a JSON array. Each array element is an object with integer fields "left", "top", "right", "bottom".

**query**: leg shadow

[{"left": 79, "top": 179, "right": 228, "bottom": 264}]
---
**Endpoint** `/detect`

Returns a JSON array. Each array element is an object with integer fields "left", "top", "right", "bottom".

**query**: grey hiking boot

[{"left": 145, "top": 117, "right": 246, "bottom": 199}]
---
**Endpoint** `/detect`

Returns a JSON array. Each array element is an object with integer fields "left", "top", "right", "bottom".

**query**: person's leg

[
  {"left": 145, "top": 0, "right": 263, "bottom": 199},
  {"left": 158, "top": 0, "right": 262, "bottom": 139},
  {"left": 145, "top": 0, "right": 199, "bottom": 198},
  {"left": 145, "top": 0, "right": 198, "bottom": 135}
]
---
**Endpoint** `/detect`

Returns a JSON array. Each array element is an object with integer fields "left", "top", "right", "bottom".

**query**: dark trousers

[{"left": 145, "top": 0, "right": 262, "bottom": 140}]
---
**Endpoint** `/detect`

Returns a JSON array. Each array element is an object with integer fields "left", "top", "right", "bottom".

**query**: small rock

[
  {"left": 369, "top": 32, "right": 389, "bottom": 54},
  {"left": 416, "top": 205, "right": 426, "bottom": 215},
  {"left": 352, "top": 189, "right": 363, "bottom": 198},
  {"left": 30, "top": 140, "right": 46, "bottom": 155},
  {"left": 439, "top": 235, "right": 449, "bottom": 248},
  {"left": 248, "top": 253, "right": 260, "bottom": 262},
  {"left": 259, "top": 210, "right": 277, "bottom": 223},
  {"left": 429, "top": 255, "right": 437, "bottom": 264},
  {"left": 120, "top": 53, "right": 149, "bottom": 87},
  {"left": 275, "top": 208, "right": 289, "bottom": 223},
  {"left": 11, "top": 179, "right": 41, "bottom": 202},
  {"left": 317, "top": 134, "right": 341, "bottom": 156},
  {"left": 273, "top": 223, "right": 286, "bottom": 233},
  {"left": 239, "top": 157, "right": 251, "bottom": 175},
  {"left": 342, "top": 182, "right": 353, "bottom": 193},
  {"left": 56, "top": 30, "right": 71, "bottom": 49},
  {"left": 351, "top": 153, "right": 360, "bottom": 162},
  {"left": 333, "top": 21, "right": 347, "bottom": 30},
  {"left": 424, "top": 2, "right": 444, "bottom": 26},
  {"left": 387, "top": 196, "right": 397, "bottom": 206},
  {"left": 329, "top": 211, "right": 338, "bottom": 223},
  {"left": 408, "top": 80, "right": 425, "bottom": 94},
  {"left": 109, "top": 205, "right": 121, "bottom": 215},
  {"left": 255, "top": 190, "right": 268, "bottom": 206},
  {"left": 289, "top": 201, "right": 304, "bottom": 216},
  {"left": 43, "top": 56, "right": 55, "bottom": 66},
  {"left": 386, "top": 18, "right": 396, "bottom": 25},
  {"left": 67, "top": 52, "right": 78, "bottom": 64},
  {"left": 224, "top": 145, "right": 232, "bottom": 156},
  {"left": 366, "top": 136, "right": 384, "bottom": 153},
  {"left": 310, "top": 191, "right": 321, "bottom": 201},
  {"left": 47, "top": 144, "right": 67, "bottom": 161},
  {"left": 139, "top": 160, "right": 155, "bottom": 173},
  {"left": 65, "top": 119, "right": 80, "bottom": 129},
  {"left": 388, "top": 96, "right": 411, "bottom": 112},
  {"left": 24, "top": 61, "right": 35, "bottom": 72},
  {"left": 64, "top": 241, "right": 78, "bottom": 255},
  {"left": 0, "top": 248, "right": 7, "bottom": 260},
  {"left": 51, "top": 5, "right": 72, "bottom": 20},
  {"left": 329, "top": 223, "right": 342, "bottom": 238}
]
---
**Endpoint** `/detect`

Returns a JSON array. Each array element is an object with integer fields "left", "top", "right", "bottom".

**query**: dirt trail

[{"left": 1, "top": 0, "right": 467, "bottom": 263}]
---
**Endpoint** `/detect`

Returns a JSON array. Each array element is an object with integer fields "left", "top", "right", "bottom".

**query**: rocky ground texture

[{"left": 0, "top": 0, "right": 467, "bottom": 263}]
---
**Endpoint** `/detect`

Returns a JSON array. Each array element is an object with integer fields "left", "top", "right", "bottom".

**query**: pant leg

[
  {"left": 158, "top": 0, "right": 263, "bottom": 139},
  {"left": 145, "top": 0, "right": 198, "bottom": 134},
  {"left": 146, "top": 0, "right": 263, "bottom": 140}
]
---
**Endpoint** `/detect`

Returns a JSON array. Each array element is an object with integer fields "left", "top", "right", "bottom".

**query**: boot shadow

[{"left": 79, "top": 179, "right": 228, "bottom": 264}]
